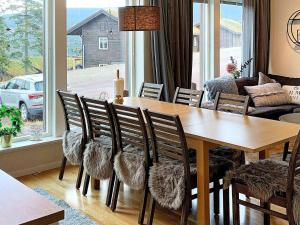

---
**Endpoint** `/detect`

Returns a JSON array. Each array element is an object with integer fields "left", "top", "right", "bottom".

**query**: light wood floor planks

[{"left": 19, "top": 166, "right": 288, "bottom": 225}]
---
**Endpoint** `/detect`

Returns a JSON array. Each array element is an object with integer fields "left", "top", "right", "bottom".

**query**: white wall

[{"left": 269, "top": 0, "right": 300, "bottom": 77}]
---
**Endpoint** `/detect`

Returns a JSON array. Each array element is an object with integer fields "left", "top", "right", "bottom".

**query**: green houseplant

[{"left": 0, "top": 105, "right": 23, "bottom": 148}]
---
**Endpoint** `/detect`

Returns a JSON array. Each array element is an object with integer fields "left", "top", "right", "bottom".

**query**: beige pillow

[
  {"left": 245, "top": 83, "right": 290, "bottom": 107},
  {"left": 282, "top": 85, "right": 300, "bottom": 105},
  {"left": 258, "top": 72, "right": 276, "bottom": 85}
]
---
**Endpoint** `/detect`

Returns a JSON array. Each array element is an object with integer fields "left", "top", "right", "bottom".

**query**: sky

[{"left": 67, "top": 0, "right": 126, "bottom": 8}]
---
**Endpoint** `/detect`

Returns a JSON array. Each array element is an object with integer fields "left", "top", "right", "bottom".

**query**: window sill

[{"left": 0, "top": 136, "right": 62, "bottom": 154}]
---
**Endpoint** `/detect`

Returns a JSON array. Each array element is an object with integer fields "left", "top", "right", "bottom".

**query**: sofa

[{"left": 234, "top": 74, "right": 300, "bottom": 120}]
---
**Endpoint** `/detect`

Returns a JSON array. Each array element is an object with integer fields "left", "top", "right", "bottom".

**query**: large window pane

[
  {"left": 67, "top": 1, "right": 127, "bottom": 99},
  {"left": 220, "top": 0, "right": 243, "bottom": 77},
  {"left": 0, "top": 0, "right": 45, "bottom": 137}
]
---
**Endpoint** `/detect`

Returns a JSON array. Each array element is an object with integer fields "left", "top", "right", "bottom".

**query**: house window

[
  {"left": 0, "top": 0, "right": 46, "bottom": 140},
  {"left": 99, "top": 37, "right": 109, "bottom": 50},
  {"left": 220, "top": 0, "right": 243, "bottom": 76}
]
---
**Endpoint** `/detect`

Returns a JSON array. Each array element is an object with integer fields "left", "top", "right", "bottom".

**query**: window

[
  {"left": 219, "top": 0, "right": 243, "bottom": 76},
  {"left": 67, "top": 1, "right": 127, "bottom": 99},
  {"left": 0, "top": 0, "right": 45, "bottom": 138},
  {"left": 99, "top": 37, "right": 109, "bottom": 50}
]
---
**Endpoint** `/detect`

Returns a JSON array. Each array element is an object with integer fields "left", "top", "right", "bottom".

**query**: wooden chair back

[
  {"left": 80, "top": 97, "right": 117, "bottom": 153},
  {"left": 111, "top": 104, "right": 150, "bottom": 167},
  {"left": 138, "top": 82, "right": 164, "bottom": 101},
  {"left": 173, "top": 87, "right": 204, "bottom": 108},
  {"left": 57, "top": 90, "right": 87, "bottom": 135},
  {"left": 287, "top": 131, "right": 300, "bottom": 224},
  {"left": 214, "top": 92, "right": 250, "bottom": 115},
  {"left": 143, "top": 109, "right": 191, "bottom": 188}
]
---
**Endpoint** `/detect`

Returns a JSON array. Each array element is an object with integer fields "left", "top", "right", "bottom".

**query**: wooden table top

[
  {"left": 0, "top": 170, "right": 64, "bottom": 225},
  {"left": 120, "top": 97, "right": 300, "bottom": 152}
]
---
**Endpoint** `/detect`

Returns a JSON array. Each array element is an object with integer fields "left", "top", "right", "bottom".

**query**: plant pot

[{"left": 1, "top": 135, "right": 12, "bottom": 148}]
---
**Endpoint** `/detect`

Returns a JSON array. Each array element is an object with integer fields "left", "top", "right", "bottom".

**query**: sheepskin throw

[
  {"left": 149, "top": 154, "right": 237, "bottom": 210},
  {"left": 63, "top": 129, "right": 83, "bottom": 165},
  {"left": 83, "top": 136, "right": 113, "bottom": 180},
  {"left": 224, "top": 159, "right": 300, "bottom": 224},
  {"left": 114, "top": 145, "right": 146, "bottom": 190},
  {"left": 149, "top": 161, "right": 196, "bottom": 210}
]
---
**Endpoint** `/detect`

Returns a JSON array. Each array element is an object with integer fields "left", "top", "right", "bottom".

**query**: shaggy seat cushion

[
  {"left": 210, "top": 146, "right": 244, "bottom": 169},
  {"left": 149, "top": 153, "right": 237, "bottom": 210},
  {"left": 83, "top": 136, "right": 113, "bottom": 180},
  {"left": 114, "top": 145, "right": 146, "bottom": 191},
  {"left": 224, "top": 159, "right": 300, "bottom": 224},
  {"left": 62, "top": 129, "right": 83, "bottom": 165}
]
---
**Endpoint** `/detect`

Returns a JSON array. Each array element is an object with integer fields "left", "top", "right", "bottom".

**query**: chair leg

[
  {"left": 76, "top": 161, "right": 84, "bottom": 189},
  {"left": 213, "top": 180, "right": 220, "bottom": 216},
  {"left": 283, "top": 142, "right": 290, "bottom": 161},
  {"left": 110, "top": 178, "right": 121, "bottom": 212},
  {"left": 58, "top": 156, "right": 67, "bottom": 180},
  {"left": 105, "top": 171, "right": 116, "bottom": 207},
  {"left": 82, "top": 174, "right": 90, "bottom": 196},
  {"left": 260, "top": 201, "right": 270, "bottom": 225},
  {"left": 180, "top": 197, "right": 190, "bottom": 225},
  {"left": 223, "top": 188, "right": 230, "bottom": 225},
  {"left": 232, "top": 183, "right": 240, "bottom": 225},
  {"left": 147, "top": 197, "right": 156, "bottom": 225},
  {"left": 138, "top": 186, "right": 149, "bottom": 225}
]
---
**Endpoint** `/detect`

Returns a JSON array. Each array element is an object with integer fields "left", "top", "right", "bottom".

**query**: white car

[{"left": 0, "top": 74, "right": 44, "bottom": 121}]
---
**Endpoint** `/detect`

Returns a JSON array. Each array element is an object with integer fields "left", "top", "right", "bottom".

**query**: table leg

[
  {"left": 91, "top": 178, "right": 100, "bottom": 190},
  {"left": 187, "top": 137, "right": 210, "bottom": 225}
]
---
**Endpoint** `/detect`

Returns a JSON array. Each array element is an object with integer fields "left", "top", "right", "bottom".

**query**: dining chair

[
  {"left": 80, "top": 97, "right": 117, "bottom": 206},
  {"left": 228, "top": 131, "right": 300, "bottom": 225},
  {"left": 110, "top": 104, "right": 151, "bottom": 225},
  {"left": 211, "top": 92, "right": 250, "bottom": 222},
  {"left": 173, "top": 87, "right": 204, "bottom": 108},
  {"left": 57, "top": 90, "right": 87, "bottom": 189},
  {"left": 143, "top": 109, "right": 237, "bottom": 225},
  {"left": 138, "top": 82, "right": 164, "bottom": 101},
  {"left": 214, "top": 92, "right": 250, "bottom": 115}
]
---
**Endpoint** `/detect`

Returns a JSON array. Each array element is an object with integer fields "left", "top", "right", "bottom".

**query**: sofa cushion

[
  {"left": 268, "top": 74, "right": 300, "bottom": 86},
  {"left": 249, "top": 104, "right": 299, "bottom": 120},
  {"left": 258, "top": 72, "right": 277, "bottom": 85},
  {"left": 244, "top": 83, "right": 290, "bottom": 107}
]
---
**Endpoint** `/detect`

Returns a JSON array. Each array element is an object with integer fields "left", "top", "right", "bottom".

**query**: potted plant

[
  {"left": 0, "top": 105, "right": 23, "bottom": 148},
  {"left": 226, "top": 56, "right": 253, "bottom": 79}
]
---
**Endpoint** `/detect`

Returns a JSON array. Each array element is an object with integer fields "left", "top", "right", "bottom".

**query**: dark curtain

[
  {"left": 242, "top": 0, "right": 270, "bottom": 77},
  {"left": 151, "top": 0, "right": 193, "bottom": 101}
]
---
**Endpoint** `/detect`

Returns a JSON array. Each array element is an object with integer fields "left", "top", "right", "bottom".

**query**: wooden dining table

[{"left": 118, "top": 97, "right": 300, "bottom": 225}]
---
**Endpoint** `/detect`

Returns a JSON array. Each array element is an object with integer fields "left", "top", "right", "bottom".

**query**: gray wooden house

[{"left": 68, "top": 9, "right": 125, "bottom": 68}]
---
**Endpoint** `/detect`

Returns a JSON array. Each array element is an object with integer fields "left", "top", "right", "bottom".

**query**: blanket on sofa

[{"left": 204, "top": 76, "right": 239, "bottom": 101}]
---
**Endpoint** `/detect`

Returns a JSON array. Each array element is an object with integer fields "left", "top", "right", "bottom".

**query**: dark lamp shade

[{"left": 118, "top": 6, "right": 160, "bottom": 31}]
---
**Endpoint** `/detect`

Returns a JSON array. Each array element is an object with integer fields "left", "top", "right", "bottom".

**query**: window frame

[{"left": 99, "top": 37, "right": 109, "bottom": 50}]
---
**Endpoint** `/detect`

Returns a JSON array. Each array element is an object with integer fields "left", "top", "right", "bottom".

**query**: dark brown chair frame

[
  {"left": 110, "top": 104, "right": 151, "bottom": 225},
  {"left": 80, "top": 97, "right": 117, "bottom": 207},
  {"left": 212, "top": 92, "right": 250, "bottom": 224},
  {"left": 138, "top": 82, "right": 164, "bottom": 101},
  {"left": 232, "top": 132, "right": 300, "bottom": 225},
  {"left": 173, "top": 87, "right": 204, "bottom": 108},
  {"left": 214, "top": 92, "right": 250, "bottom": 115},
  {"left": 143, "top": 109, "right": 194, "bottom": 225},
  {"left": 57, "top": 90, "right": 87, "bottom": 189}
]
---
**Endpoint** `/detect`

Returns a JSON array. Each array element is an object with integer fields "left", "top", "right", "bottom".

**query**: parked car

[{"left": 0, "top": 74, "right": 43, "bottom": 121}]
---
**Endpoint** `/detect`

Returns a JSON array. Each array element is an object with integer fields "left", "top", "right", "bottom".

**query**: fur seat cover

[
  {"left": 149, "top": 154, "right": 235, "bottom": 210},
  {"left": 83, "top": 136, "right": 113, "bottom": 180},
  {"left": 62, "top": 129, "right": 83, "bottom": 165},
  {"left": 224, "top": 159, "right": 300, "bottom": 224},
  {"left": 114, "top": 145, "right": 146, "bottom": 190}
]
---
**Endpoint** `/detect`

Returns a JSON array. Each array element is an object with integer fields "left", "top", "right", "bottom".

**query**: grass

[{"left": 4, "top": 56, "right": 82, "bottom": 81}]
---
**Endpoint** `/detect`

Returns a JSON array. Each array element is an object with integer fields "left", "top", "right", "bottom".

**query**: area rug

[{"left": 34, "top": 188, "right": 99, "bottom": 225}]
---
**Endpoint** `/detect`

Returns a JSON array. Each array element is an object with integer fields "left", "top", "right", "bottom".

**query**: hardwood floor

[{"left": 19, "top": 166, "right": 288, "bottom": 225}]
